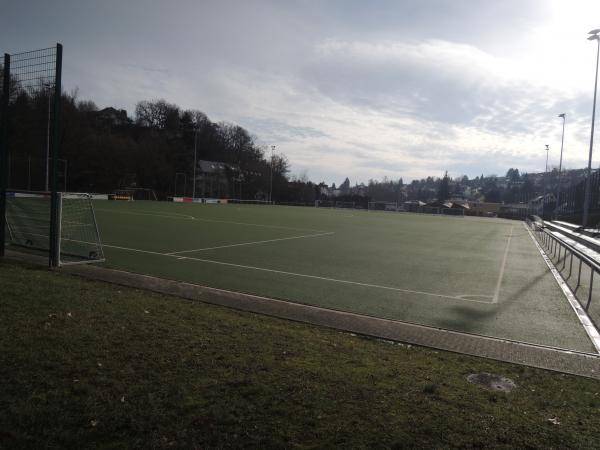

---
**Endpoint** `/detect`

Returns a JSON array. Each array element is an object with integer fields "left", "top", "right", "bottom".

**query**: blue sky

[{"left": 1, "top": 0, "right": 599, "bottom": 184}]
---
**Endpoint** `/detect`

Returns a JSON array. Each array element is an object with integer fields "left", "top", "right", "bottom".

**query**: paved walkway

[{"left": 5, "top": 250, "right": 600, "bottom": 379}]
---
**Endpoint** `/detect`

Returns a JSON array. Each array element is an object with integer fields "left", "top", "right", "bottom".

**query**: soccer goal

[
  {"left": 335, "top": 201, "right": 355, "bottom": 209},
  {"left": 4, "top": 191, "right": 105, "bottom": 266},
  {"left": 368, "top": 201, "right": 398, "bottom": 212},
  {"left": 441, "top": 208, "right": 465, "bottom": 217},
  {"left": 420, "top": 206, "right": 441, "bottom": 215},
  {"left": 315, "top": 200, "right": 334, "bottom": 208}
]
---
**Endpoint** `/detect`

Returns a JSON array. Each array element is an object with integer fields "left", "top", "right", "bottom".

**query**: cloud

[
  {"left": 187, "top": 36, "right": 594, "bottom": 184},
  {"left": 4, "top": 0, "right": 597, "bottom": 184}
]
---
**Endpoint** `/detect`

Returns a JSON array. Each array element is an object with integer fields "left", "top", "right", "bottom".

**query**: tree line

[
  {"left": 3, "top": 91, "right": 293, "bottom": 200},
  {"left": 2, "top": 84, "right": 579, "bottom": 205}
]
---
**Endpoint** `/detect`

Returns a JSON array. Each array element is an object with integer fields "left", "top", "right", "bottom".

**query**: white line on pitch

[
  {"left": 165, "top": 232, "right": 335, "bottom": 255},
  {"left": 524, "top": 223, "right": 600, "bottom": 354},
  {"left": 492, "top": 224, "right": 513, "bottom": 303},
  {"left": 94, "top": 209, "right": 195, "bottom": 220},
  {"left": 184, "top": 216, "right": 330, "bottom": 233},
  {"left": 95, "top": 208, "right": 330, "bottom": 233},
  {"left": 101, "top": 243, "right": 493, "bottom": 304}
]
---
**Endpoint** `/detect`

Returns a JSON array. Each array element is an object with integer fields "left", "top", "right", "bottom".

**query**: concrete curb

[{"left": 5, "top": 251, "right": 600, "bottom": 379}]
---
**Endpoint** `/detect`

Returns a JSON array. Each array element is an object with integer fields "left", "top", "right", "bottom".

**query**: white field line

[
  {"left": 94, "top": 209, "right": 195, "bottom": 220},
  {"left": 185, "top": 216, "right": 330, "bottom": 233},
  {"left": 492, "top": 225, "right": 513, "bottom": 303},
  {"left": 524, "top": 223, "right": 600, "bottom": 354},
  {"left": 101, "top": 242, "right": 493, "bottom": 304},
  {"left": 95, "top": 208, "right": 329, "bottom": 233},
  {"left": 166, "top": 232, "right": 335, "bottom": 255}
]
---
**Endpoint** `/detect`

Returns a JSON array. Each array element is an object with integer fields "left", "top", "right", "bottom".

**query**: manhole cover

[{"left": 467, "top": 372, "right": 516, "bottom": 392}]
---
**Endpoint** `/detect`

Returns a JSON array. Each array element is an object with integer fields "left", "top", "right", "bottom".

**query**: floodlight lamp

[
  {"left": 545, "top": 144, "right": 549, "bottom": 150},
  {"left": 588, "top": 35, "right": 600, "bottom": 41},
  {"left": 558, "top": 113, "right": 566, "bottom": 118},
  {"left": 588, "top": 28, "right": 600, "bottom": 35}
]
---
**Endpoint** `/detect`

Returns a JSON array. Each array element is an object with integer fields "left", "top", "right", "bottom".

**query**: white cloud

[{"left": 5, "top": 0, "right": 598, "bottom": 184}]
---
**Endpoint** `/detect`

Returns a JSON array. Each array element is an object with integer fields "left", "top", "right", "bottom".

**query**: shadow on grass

[{"left": 435, "top": 271, "right": 548, "bottom": 334}]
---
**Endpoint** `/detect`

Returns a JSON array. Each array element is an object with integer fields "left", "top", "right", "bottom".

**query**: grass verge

[{"left": 1, "top": 260, "right": 600, "bottom": 449}]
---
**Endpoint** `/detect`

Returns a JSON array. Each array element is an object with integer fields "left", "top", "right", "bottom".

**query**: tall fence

[
  {"left": 0, "top": 44, "right": 63, "bottom": 266},
  {"left": 555, "top": 170, "right": 600, "bottom": 226}
]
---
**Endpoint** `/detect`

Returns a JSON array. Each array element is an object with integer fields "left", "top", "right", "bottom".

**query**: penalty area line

[
  {"left": 101, "top": 243, "right": 493, "bottom": 304},
  {"left": 165, "top": 232, "right": 335, "bottom": 255}
]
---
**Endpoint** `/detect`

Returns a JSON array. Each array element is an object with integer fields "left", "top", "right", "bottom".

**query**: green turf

[
  {"left": 85, "top": 202, "right": 594, "bottom": 352},
  {"left": 2, "top": 260, "right": 600, "bottom": 449}
]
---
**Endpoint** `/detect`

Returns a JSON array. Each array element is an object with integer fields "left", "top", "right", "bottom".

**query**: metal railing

[{"left": 527, "top": 217, "right": 600, "bottom": 322}]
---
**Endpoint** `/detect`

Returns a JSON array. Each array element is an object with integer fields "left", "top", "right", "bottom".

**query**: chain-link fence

[{"left": 1, "top": 44, "right": 63, "bottom": 265}]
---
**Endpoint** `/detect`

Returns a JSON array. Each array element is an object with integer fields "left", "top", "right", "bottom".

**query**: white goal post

[
  {"left": 5, "top": 191, "right": 105, "bottom": 266},
  {"left": 368, "top": 201, "right": 398, "bottom": 212}
]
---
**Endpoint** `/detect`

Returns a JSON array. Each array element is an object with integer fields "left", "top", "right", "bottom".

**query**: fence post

[
  {"left": 587, "top": 269, "right": 594, "bottom": 311},
  {"left": 49, "top": 43, "right": 62, "bottom": 267},
  {"left": 0, "top": 53, "right": 10, "bottom": 257}
]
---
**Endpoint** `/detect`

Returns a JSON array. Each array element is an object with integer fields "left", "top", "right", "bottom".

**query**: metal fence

[
  {"left": 0, "top": 44, "right": 63, "bottom": 266},
  {"left": 555, "top": 169, "right": 600, "bottom": 225},
  {"left": 527, "top": 217, "right": 600, "bottom": 332}
]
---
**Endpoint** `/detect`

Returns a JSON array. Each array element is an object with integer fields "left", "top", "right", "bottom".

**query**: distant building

[
  {"left": 468, "top": 201, "right": 501, "bottom": 217},
  {"left": 194, "top": 160, "right": 241, "bottom": 199},
  {"left": 96, "top": 107, "right": 130, "bottom": 128},
  {"left": 498, "top": 203, "right": 529, "bottom": 219}
]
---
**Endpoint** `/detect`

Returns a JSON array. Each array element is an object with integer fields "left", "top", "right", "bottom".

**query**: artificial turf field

[{"left": 91, "top": 201, "right": 595, "bottom": 353}]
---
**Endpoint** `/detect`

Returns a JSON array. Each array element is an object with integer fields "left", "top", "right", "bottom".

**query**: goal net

[
  {"left": 334, "top": 201, "right": 355, "bottom": 209},
  {"left": 368, "top": 201, "right": 398, "bottom": 212},
  {"left": 315, "top": 200, "right": 334, "bottom": 208},
  {"left": 4, "top": 191, "right": 105, "bottom": 266},
  {"left": 420, "top": 206, "right": 441, "bottom": 215},
  {"left": 441, "top": 208, "right": 465, "bottom": 217}
]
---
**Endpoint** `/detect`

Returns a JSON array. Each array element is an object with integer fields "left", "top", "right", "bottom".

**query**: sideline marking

[
  {"left": 166, "top": 232, "right": 335, "bottom": 255},
  {"left": 101, "top": 243, "right": 493, "bottom": 304},
  {"left": 492, "top": 225, "right": 513, "bottom": 303},
  {"left": 524, "top": 223, "right": 600, "bottom": 354}
]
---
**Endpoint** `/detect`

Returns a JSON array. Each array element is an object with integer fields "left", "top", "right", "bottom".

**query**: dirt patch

[{"left": 467, "top": 372, "right": 516, "bottom": 392}]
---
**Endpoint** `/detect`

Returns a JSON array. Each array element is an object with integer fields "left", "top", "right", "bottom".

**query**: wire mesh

[
  {"left": 1, "top": 44, "right": 62, "bottom": 265},
  {"left": 3, "top": 46, "right": 58, "bottom": 192}
]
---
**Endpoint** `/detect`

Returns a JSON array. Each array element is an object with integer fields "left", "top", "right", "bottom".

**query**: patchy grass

[{"left": 1, "top": 260, "right": 600, "bottom": 449}]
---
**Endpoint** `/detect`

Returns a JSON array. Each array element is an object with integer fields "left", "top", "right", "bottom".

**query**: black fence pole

[
  {"left": 0, "top": 54, "right": 10, "bottom": 257},
  {"left": 49, "top": 43, "right": 62, "bottom": 267}
]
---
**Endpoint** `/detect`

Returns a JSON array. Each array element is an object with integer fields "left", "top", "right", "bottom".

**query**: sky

[{"left": 1, "top": 0, "right": 600, "bottom": 185}]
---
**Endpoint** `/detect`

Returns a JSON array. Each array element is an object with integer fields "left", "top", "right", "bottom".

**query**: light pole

[
  {"left": 543, "top": 144, "right": 550, "bottom": 217},
  {"left": 192, "top": 129, "right": 198, "bottom": 199},
  {"left": 269, "top": 145, "right": 275, "bottom": 203},
  {"left": 555, "top": 114, "right": 566, "bottom": 218},
  {"left": 583, "top": 28, "right": 600, "bottom": 228}
]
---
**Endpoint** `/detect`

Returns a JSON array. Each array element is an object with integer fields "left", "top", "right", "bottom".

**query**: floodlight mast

[
  {"left": 544, "top": 144, "right": 550, "bottom": 212},
  {"left": 269, "top": 145, "right": 275, "bottom": 203},
  {"left": 192, "top": 129, "right": 198, "bottom": 199},
  {"left": 555, "top": 114, "right": 566, "bottom": 219},
  {"left": 582, "top": 29, "right": 600, "bottom": 228}
]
